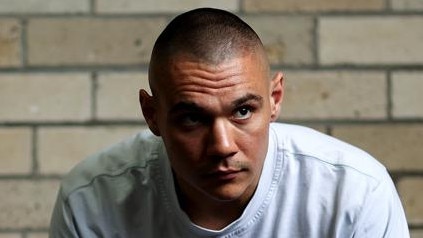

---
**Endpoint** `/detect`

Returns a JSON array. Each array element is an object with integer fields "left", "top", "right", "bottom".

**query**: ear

[
  {"left": 269, "top": 72, "right": 284, "bottom": 122},
  {"left": 139, "top": 89, "right": 161, "bottom": 136}
]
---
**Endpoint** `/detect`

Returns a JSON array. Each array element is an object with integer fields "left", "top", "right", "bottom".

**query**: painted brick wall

[{"left": 0, "top": 1, "right": 422, "bottom": 237}]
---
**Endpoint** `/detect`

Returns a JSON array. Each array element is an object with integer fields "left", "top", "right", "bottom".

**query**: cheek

[
  {"left": 164, "top": 137, "right": 197, "bottom": 178},
  {"left": 241, "top": 132, "right": 268, "bottom": 158},
  {"left": 164, "top": 129, "right": 206, "bottom": 163},
  {"left": 238, "top": 118, "right": 270, "bottom": 160}
]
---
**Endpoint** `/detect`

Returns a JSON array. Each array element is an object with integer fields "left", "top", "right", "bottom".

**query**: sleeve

[
  {"left": 353, "top": 171, "right": 410, "bottom": 238},
  {"left": 49, "top": 187, "right": 80, "bottom": 238}
]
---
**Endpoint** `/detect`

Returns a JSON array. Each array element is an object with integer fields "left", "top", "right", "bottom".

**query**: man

[{"left": 50, "top": 8, "right": 409, "bottom": 237}]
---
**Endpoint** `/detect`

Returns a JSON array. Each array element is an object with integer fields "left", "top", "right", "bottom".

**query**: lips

[{"left": 207, "top": 169, "right": 243, "bottom": 181}]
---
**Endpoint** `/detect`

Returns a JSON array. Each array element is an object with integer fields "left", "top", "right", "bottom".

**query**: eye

[
  {"left": 233, "top": 106, "right": 253, "bottom": 120},
  {"left": 182, "top": 115, "right": 199, "bottom": 126},
  {"left": 179, "top": 114, "right": 202, "bottom": 127}
]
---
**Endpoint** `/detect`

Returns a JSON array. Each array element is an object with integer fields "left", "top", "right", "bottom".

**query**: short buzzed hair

[{"left": 150, "top": 8, "right": 264, "bottom": 65}]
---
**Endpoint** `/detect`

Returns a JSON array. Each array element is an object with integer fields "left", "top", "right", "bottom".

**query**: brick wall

[{"left": 0, "top": 1, "right": 422, "bottom": 237}]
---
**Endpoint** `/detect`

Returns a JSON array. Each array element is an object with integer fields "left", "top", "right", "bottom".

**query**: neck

[{"left": 174, "top": 174, "right": 257, "bottom": 230}]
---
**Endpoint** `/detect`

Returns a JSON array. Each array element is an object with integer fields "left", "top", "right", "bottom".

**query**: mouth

[{"left": 206, "top": 169, "right": 245, "bottom": 181}]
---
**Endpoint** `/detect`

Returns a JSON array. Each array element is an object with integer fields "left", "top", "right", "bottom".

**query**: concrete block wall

[{"left": 0, "top": 1, "right": 422, "bottom": 237}]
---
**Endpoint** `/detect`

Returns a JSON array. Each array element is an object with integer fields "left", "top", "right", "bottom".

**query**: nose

[{"left": 206, "top": 118, "right": 238, "bottom": 158}]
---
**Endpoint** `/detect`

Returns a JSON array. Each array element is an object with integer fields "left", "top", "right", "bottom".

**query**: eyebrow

[
  {"left": 169, "top": 93, "right": 263, "bottom": 114},
  {"left": 169, "top": 101, "right": 204, "bottom": 114},
  {"left": 232, "top": 93, "right": 263, "bottom": 107}
]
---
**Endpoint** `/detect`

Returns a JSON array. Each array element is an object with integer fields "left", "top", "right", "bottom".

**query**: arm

[
  {"left": 353, "top": 172, "right": 409, "bottom": 238},
  {"left": 49, "top": 187, "right": 80, "bottom": 238}
]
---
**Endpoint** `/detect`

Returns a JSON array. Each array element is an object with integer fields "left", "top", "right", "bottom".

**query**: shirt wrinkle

[{"left": 49, "top": 123, "right": 409, "bottom": 238}]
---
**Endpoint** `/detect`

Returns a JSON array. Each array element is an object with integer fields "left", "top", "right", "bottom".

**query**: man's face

[{"left": 144, "top": 52, "right": 282, "bottom": 203}]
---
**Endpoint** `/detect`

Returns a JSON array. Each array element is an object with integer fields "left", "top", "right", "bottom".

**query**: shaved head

[{"left": 149, "top": 8, "right": 269, "bottom": 92}]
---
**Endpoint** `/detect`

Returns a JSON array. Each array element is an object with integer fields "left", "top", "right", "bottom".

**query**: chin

[{"left": 203, "top": 184, "right": 249, "bottom": 202}]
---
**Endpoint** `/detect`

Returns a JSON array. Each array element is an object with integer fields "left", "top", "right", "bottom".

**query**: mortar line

[
  {"left": 326, "top": 125, "right": 333, "bottom": 136},
  {"left": 0, "top": 10, "right": 423, "bottom": 19},
  {"left": 1, "top": 64, "right": 423, "bottom": 73},
  {"left": 312, "top": 15, "right": 319, "bottom": 67},
  {"left": 409, "top": 224, "right": 423, "bottom": 230},
  {"left": 238, "top": 0, "right": 243, "bottom": 14},
  {"left": 0, "top": 174, "right": 63, "bottom": 180},
  {"left": 31, "top": 126, "right": 39, "bottom": 176},
  {"left": 91, "top": 71, "right": 98, "bottom": 120},
  {"left": 386, "top": 0, "right": 393, "bottom": 11},
  {"left": 0, "top": 228, "right": 49, "bottom": 233},
  {"left": 20, "top": 18, "right": 28, "bottom": 68},
  {"left": 90, "top": 0, "right": 96, "bottom": 15},
  {"left": 387, "top": 70, "right": 393, "bottom": 120},
  {"left": 2, "top": 119, "right": 423, "bottom": 127}
]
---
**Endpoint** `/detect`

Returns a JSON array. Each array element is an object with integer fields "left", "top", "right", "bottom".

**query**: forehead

[
  {"left": 151, "top": 52, "right": 269, "bottom": 112},
  {"left": 157, "top": 53, "right": 268, "bottom": 91}
]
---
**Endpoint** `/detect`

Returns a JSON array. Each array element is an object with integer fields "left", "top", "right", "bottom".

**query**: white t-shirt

[{"left": 50, "top": 123, "right": 409, "bottom": 237}]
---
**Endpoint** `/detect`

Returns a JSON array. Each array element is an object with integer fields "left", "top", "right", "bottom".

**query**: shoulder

[
  {"left": 268, "top": 123, "right": 408, "bottom": 236},
  {"left": 270, "top": 123, "right": 387, "bottom": 182},
  {"left": 60, "top": 129, "right": 163, "bottom": 198}
]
